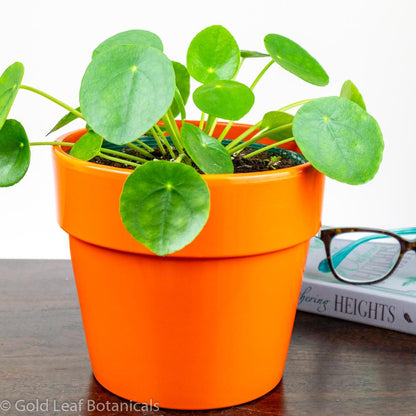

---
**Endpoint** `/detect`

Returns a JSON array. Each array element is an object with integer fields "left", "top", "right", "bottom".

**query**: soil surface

[{"left": 89, "top": 146, "right": 300, "bottom": 173}]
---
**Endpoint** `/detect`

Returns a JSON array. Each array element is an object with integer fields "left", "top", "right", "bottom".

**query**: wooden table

[{"left": 0, "top": 260, "right": 415, "bottom": 415}]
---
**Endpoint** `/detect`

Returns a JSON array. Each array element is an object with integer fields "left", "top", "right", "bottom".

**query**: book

[{"left": 298, "top": 236, "right": 416, "bottom": 335}]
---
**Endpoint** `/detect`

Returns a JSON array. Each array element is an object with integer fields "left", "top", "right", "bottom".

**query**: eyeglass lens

[{"left": 329, "top": 231, "right": 401, "bottom": 283}]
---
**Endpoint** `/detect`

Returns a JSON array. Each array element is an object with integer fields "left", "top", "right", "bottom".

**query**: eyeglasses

[{"left": 317, "top": 227, "right": 416, "bottom": 285}]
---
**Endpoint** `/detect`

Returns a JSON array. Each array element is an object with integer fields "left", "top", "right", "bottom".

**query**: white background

[{"left": 1, "top": 0, "right": 415, "bottom": 258}]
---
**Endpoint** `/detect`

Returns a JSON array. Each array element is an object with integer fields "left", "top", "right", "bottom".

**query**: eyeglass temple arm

[{"left": 317, "top": 227, "right": 416, "bottom": 273}]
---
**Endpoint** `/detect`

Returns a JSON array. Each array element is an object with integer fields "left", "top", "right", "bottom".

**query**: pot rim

[{"left": 53, "top": 123, "right": 314, "bottom": 183}]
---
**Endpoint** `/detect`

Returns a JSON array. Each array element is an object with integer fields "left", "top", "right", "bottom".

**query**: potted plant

[{"left": 0, "top": 26, "right": 383, "bottom": 410}]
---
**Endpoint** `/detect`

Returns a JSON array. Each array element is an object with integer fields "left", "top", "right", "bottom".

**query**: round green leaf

[
  {"left": 264, "top": 34, "right": 329, "bottom": 86},
  {"left": 340, "top": 80, "right": 366, "bottom": 110},
  {"left": 293, "top": 97, "right": 384, "bottom": 184},
  {"left": 240, "top": 50, "right": 269, "bottom": 58},
  {"left": 80, "top": 44, "right": 175, "bottom": 145},
  {"left": 120, "top": 160, "right": 210, "bottom": 256},
  {"left": 170, "top": 61, "right": 190, "bottom": 118},
  {"left": 70, "top": 131, "right": 103, "bottom": 161},
  {"left": 193, "top": 80, "right": 254, "bottom": 121},
  {"left": 186, "top": 25, "right": 240, "bottom": 84},
  {"left": 92, "top": 29, "right": 163, "bottom": 58},
  {"left": 0, "top": 62, "right": 24, "bottom": 130},
  {"left": 0, "top": 119, "right": 30, "bottom": 187},
  {"left": 181, "top": 123, "right": 234, "bottom": 174},
  {"left": 261, "top": 111, "right": 294, "bottom": 141}
]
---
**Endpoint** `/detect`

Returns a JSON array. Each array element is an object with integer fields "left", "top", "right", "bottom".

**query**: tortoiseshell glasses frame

[{"left": 316, "top": 227, "right": 416, "bottom": 285}]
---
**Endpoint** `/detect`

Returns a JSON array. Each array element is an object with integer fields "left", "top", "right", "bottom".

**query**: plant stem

[
  {"left": 233, "top": 57, "right": 246, "bottom": 80},
  {"left": 225, "top": 121, "right": 262, "bottom": 151},
  {"left": 154, "top": 124, "right": 165, "bottom": 137},
  {"left": 97, "top": 152, "right": 140, "bottom": 168},
  {"left": 30, "top": 141, "right": 74, "bottom": 147},
  {"left": 125, "top": 142, "right": 153, "bottom": 158},
  {"left": 175, "top": 153, "right": 185, "bottom": 163},
  {"left": 230, "top": 127, "right": 269, "bottom": 154},
  {"left": 20, "top": 85, "right": 84, "bottom": 120},
  {"left": 163, "top": 137, "right": 177, "bottom": 159},
  {"left": 199, "top": 112, "right": 205, "bottom": 130},
  {"left": 101, "top": 148, "right": 148, "bottom": 164},
  {"left": 250, "top": 59, "right": 274, "bottom": 90},
  {"left": 208, "top": 118, "right": 218, "bottom": 136},
  {"left": 243, "top": 137, "right": 295, "bottom": 158},
  {"left": 260, "top": 122, "right": 293, "bottom": 139},
  {"left": 134, "top": 138, "right": 154, "bottom": 152},
  {"left": 162, "top": 110, "right": 184, "bottom": 153},
  {"left": 168, "top": 109, "right": 182, "bottom": 141},
  {"left": 155, "top": 125, "right": 176, "bottom": 159},
  {"left": 30, "top": 141, "right": 145, "bottom": 166},
  {"left": 218, "top": 121, "right": 234, "bottom": 143},
  {"left": 278, "top": 99, "right": 313, "bottom": 112},
  {"left": 150, "top": 127, "right": 166, "bottom": 155},
  {"left": 204, "top": 114, "right": 216, "bottom": 134}
]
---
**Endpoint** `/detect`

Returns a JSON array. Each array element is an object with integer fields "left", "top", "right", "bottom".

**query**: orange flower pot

[{"left": 52, "top": 123, "right": 325, "bottom": 410}]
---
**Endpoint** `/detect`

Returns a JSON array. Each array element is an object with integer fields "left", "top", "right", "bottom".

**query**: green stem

[
  {"left": 29, "top": 141, "right": 145, "bottom": 165},
  {"left": 199, "top": 112, "right": 205, "bottom": 130},
  {"left": 101, "top": 148, "right": 148, "bottom": 164},
  {"left": 208, "top": 118, "right": 218, "bottom": 136},
  {"left": 218, "top": 121, "right": 234, "bottom": 143},
  {"left": 155, "top": 124, "right": 165, "bottom": 136},
  {"left": 20, "top": 85, "right": 84, "bottom": 120},
  {"left": 233, "top": 57, "right": 246, "bottom": 80},
  {"left": 155, "top": 125, "right": 176, "bottom": 159},
  {"left": 260, "top": 122, "right": 293, "bottom": 139},
  {"left": 278, "top": 99, "right": 313, "bottom": 112},
  {"left": 162, "top": 111, "right": 184, "bottom": 153},
  {"left": 150, "top": 127, "right": 166, "bottom": 155},
  {"left": 230, "top": 127, "right": 269, "bottom": 154},
  {"left": 243, "top": 137, "right": 295, "bottom": 158},
  {"left": 204, "top": 115, "right": 216, "bottom": 134},
  {"left": 225, "top": 121, "right": 262, "bottom": 151},
  {"left": 175, "top": 153, "right": 185, "bottom": 163},
  {"left": 250, "top": 60, "right": 274, "bottom": 90},
  {"left": 169, "top": 109, "right": 182, "bottom": 139},
  {"left": 237, "top": 122, "right": 293, "bottom": 147},
  {"left": 97, "top": 152, "right": 140, "bottom": 168},
  {"left": 134, "top": 138, "right": 154, "bottom": 152},
  {"left": 163, "top": 137, "right": 176, "bottom": 159},
  {"left": 30, "top": 141, "right": 74, "bottom": 147},
  {"left": 125, "top": 142, "right": 153, "bottom": 158}
]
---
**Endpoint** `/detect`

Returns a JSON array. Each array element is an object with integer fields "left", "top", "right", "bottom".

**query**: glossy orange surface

[
  {"left": 70, "top": 235, "right": 309, "bottom": 409},
  {"left": 52, "top": 123, "right": 325, "bottom": 258},
  {"left": 52, "top": 122, "right": 325, "bottom": 409}
]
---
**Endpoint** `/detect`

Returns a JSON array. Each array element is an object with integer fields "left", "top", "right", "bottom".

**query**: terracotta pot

[{"left": 52, "top": 123, "right": 325, "bottom": 410}]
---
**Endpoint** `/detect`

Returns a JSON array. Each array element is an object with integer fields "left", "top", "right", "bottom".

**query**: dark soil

[{"left": 90, "top": 146, "right": 299, "bottom": 174}]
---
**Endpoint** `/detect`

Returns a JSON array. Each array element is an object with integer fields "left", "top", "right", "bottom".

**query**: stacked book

[{"left": 298, "top": 236, "right": 416, "bottom": 335}]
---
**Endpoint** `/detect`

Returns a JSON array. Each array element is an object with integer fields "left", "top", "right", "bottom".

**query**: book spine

[{"left": 297, "top": 276, "right": 416, "bottom": 335}]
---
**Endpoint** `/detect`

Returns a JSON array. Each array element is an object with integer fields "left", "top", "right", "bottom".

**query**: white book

[{"left": 298, "top": 236, "right": 416, "bottom": 335}]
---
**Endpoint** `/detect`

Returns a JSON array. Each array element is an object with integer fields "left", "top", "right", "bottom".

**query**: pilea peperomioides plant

[{"left": 0, "top": 25, "right": 383, "bottom": 255}]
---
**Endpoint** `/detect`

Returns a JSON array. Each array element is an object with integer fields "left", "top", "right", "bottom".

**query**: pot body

[{"left": 52, "top": 124, "right": 325, "bottom": 410}]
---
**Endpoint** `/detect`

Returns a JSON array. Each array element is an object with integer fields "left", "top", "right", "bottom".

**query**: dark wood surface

[{"left": 0, "top": 260, "right": 415, "bottom": 416}]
